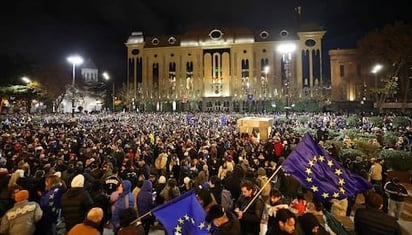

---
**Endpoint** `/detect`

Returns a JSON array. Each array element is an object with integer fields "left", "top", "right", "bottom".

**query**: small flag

[{"left": 152, "top": 190, "right": 210, "bottom": 235}]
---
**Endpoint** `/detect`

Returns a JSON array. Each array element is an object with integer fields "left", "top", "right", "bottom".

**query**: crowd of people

[{"left": 0, "top": 111, "right": 410, "bottom": 235}]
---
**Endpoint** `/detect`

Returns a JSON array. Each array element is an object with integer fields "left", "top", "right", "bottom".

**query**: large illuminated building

[{"left": 125, "top": 25, "right": 327, "bottom": 112}]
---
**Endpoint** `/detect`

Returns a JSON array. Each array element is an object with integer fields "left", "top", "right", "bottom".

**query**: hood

[
  {"left": 141, "top": 180, "right": 153, "bottom": 192},
  {"left": 122, "top": 180, "right": 132, "bottom": 193}
]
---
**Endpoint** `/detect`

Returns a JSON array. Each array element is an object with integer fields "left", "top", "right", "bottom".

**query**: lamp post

[
  {"left": 67, "top": 55, "right": 83, "bottom": 117},
  {"left": 277, "top": 43, "right": 296, "bottom": 117},
  {"left": 102, "top": 71, "right": 115, "bottom": 111},
  {"left": 371, "top": 64, "right": 383, "bottom": 89}
]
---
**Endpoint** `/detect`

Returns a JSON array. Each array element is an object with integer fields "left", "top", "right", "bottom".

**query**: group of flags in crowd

[{"left": 151, "top": 133, "right": 372, "bottom": 235}]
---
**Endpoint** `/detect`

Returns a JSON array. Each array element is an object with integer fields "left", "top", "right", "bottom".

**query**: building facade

[{"left": 125, "top": 26, "right": 326, "bottom": 112}]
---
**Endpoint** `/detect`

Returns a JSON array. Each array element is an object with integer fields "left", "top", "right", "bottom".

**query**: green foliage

[
  {"left": 293, "top": 127, "right": 316, "bottom": 137},
  {"left": 275, "top": 116, "right": 288, "bottom": 124},
  {"left": 353, "top": 139, "right": 381, "bottom": 157},
  {"left": 339, "top": 148, "right": 367, "bottom": 161},
  {"left": 392, "top": 116, "right": 410, "bottom": 128},
  {"left": 378, "top": 149, "right": 412, "bottom": 171},
  {"left": 369, "top": 116, "right": 382, "bottom": 127},
  {"left": 383, "top": 131, "right": 401, "bottom": 147},
  {"left": 296, "top": 115, "right": 310, "bottom": 124},
  {"left": 346, "top": 115, "right": 361, "bottom": 128}
]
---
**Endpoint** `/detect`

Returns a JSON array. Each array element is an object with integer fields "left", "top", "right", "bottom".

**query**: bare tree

[{"left": 357, "top": 22, "right": 412, "bottom": 113}]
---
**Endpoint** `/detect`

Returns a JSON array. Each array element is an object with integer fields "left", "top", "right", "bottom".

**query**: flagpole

[{"left": 242, "top": 165, "right": 283, "bottom": 213}]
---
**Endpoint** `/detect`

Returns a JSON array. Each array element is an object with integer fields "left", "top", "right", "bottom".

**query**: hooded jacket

[
  {"left": 111, "top": 180, "right": 135, "bottom": 232},
  {"left": 137, "top": 180, "right": 154, "bottom": 218}
]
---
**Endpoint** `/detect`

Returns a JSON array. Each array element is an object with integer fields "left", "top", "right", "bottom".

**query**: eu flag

[
  {"left": 282, "top": 133, "right": 372, "bottom": 202},
  {"left": 152, "top": 190, "right": 210, "bottom": 235}
]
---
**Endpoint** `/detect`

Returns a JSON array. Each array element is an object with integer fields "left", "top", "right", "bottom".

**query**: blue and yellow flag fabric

[
  {"left": 282, "top": 133, "right": 372, "bottom": 202},
  {"left": 152, "top": 190, "right": 210, "bottom": 235}
]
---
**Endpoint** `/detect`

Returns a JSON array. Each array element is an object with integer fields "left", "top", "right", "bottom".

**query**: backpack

[
  {"left": 257, "top": 176, "right": 271, "bottom": 197},
  {"left": 221, "top": 189, "right": 234, "bottom": 212}
]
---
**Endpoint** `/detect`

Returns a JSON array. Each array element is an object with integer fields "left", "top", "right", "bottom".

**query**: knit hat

[
  {"left": 71, "top": 174, "right": 85, "bottom": 188},
  {"left": 206, "top": 204, "right": 225, "bottom": 222},
  {"left": 15, "top": 190, "right": 29, "bottom": 202},
  {"left": 257, "top": 167, "right": 266, "bottom": 176},
  {"left": 298, "top": 213, "right": 320, "bottom": 234},
  {"left": 158, "top": 175, "right": 166, "bottom": 184},
  {"left": 86, "top": 207, "right": 104, "bottom": 223}
]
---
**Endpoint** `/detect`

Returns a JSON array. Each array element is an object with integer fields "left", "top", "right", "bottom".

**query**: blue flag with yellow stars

[
  {"left": 152, "top": 190, "right": 210, "bottom": 235},
  {"left": 282, "top": 133, "right": 372, "bottom": 202}
]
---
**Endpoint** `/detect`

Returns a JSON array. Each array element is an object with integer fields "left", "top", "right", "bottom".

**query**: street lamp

[
  {"left": 102, "top": 71, "right": 115, "bottom": 111},
  {"left": 67, "top": 55, "right": 83, "bottom": 117},
  {"left": 21, "top": 76, "right": 31, "bottom": 84},
  {"left": 277, "top": 43, "right": 296, "bottom": 117},
  {"left": 371, "top": 64, "right": 383, "bottom": 89}
]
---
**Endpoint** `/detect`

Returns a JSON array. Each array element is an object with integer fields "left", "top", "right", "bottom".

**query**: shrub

[
  {"left": 383, "top": 131, "right": 401, "bottom": 148},
  {"left": 378, "top": 149, "right": 412, "bottom": 171},
  {"left": 346, "top": 115, "right": 361, "bottom": 128},
  {"left": 339, "top": 148, "right": 367, "bottom": 161},
  {"left": 392, "top": 116, "right": 410, "bottom": 128},
  {"left": 369, "top": 116, "right": 382, "bottom": 127}
]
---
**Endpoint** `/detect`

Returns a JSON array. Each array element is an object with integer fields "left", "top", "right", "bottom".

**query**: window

[{"left": 340, "top": 65, "right": 345, "bottom": 77}]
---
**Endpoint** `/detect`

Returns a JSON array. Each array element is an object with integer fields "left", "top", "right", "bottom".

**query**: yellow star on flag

[
  {"left": 305, "top": 168, "right": 312, "bottom": 175},
  {"left": 334, "top": 168, "right": 343, "bottom": 176},
  {"left": 178, "top": 218, "right": 184, "bottom": 224},
  {"left": 339, "top": 187, "right": 346, "bottom": 194},
  {"left": 322, "top": 192, "right": 329, "bottom": 199},
  {"left": 311, "top": 185, "right": 319, "bottom": 192},
  {"left": 306, "top": 177, "right": 313, "bottom": 183},
  {"left": 308, "top": 160, "right": 315, "bottom": 167},
  {"left": 333, "top": 192, "right": 340, "bottom": 198},
  {"left": 338, "top": 178, "right": 345, "bottom": 186},
  {"left": 318, "top": 155, "right": 325, "bottom": 162},
  {"left": 175, "top": 225, "right": 182, "bottom": 233},
  {"left": 198, "top": 222, "right": 205, "bottom": 229},
  {"left": 327, "top": 160, "right": 334, "bottom": 167}
]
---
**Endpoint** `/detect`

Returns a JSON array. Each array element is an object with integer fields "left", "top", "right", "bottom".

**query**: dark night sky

[{"left": 0, "top": 0, "right": 411, "bottom": 84}]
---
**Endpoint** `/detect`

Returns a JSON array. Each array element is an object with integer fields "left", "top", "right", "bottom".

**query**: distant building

[
  {"left": 60, "top": 59, "right": 106, "bottom": 113},
  {"left": 125, "top": 26, "right": 327, "bottom": 112}
]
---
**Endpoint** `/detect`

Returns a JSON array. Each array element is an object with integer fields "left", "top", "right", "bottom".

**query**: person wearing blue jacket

[
  {"left": 137, "top": 180, "right": 155, "bottom": 235},
  {"left": 111, "top": 179, "right": 134, "bottom": 234}
]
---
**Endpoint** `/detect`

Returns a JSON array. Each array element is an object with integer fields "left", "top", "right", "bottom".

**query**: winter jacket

[
  {"left": 354, "top": 207, "right": 401, "bottom": 235},
  {"left": 137, "top": 180, "right": 154, "bottom": 218},
  {"left": 61, "top": 187, "right": 94, "bottom": 231},
  {"left": 111, "top": 180, "right": 134, "bottom": 232},
  {"left": 0, "top": 200, "right": 43, "bottom": 235}
]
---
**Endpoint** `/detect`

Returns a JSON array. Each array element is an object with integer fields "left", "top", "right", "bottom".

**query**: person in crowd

[
  {"left": 354, "top": 192, "right": 401, "bottom": 235},
  {"left": 261, "top": 188, "right": 289, "bottom": 235},
  {"left": 89, "top": 180, "right": 110, "bottom": 234},
  {"left": 0, "top": 189, "right": 43, "bottom": 235},
  {"left": 298, "top": 212, "right": 330, "bottom": 235},
  {"left": 266, "top": 208, "right": 296, "bottom": 235},
  {"left": 137, "top": 180, "right": 155, "bottom": 235},
  {"left": 206, "top": 204, "right": 241, "bottom": 235},
  {"left": 118, "top": 208, "right": 145, "bottom": 235},
  {"left": 68, "top": 207, "right": 104, "bottom": 235},
  {"left": 38, "top": 174, "right": 65, "bottom": 235},
  {"left": 160, "top": 178, "right": 180, "bottom": 202},
  {"left": 61, "top": 174, "right": 94, "bottom": 231},
  {"left": 111, "top": 179, "right": 135, "bottom": 233},
  {"left": 330, "top": 197, "right": 348, "bottom": 218},
  {"left": 196, "top": 188, "right": 217, "bottom": 213},
  {"left": 369, "top": 158, "right": 383, "bottom": 185},
  {"left": 384, "top": 177, "right": 409, "bottom": 220},
  {"left": 289, "top": 192, "right": 308, "bottom": 216},
  {"left": 234, "top": 180, "right": 264, "bottom": 235}
]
